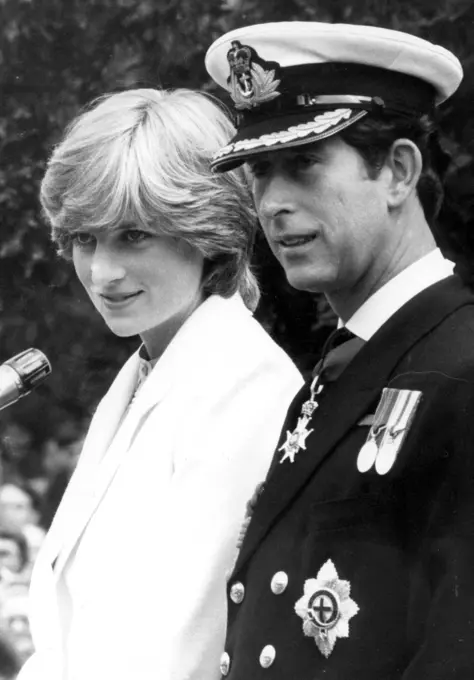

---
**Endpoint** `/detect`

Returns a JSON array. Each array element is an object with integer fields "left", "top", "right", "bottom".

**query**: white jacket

[{"left": 20, "top": 294, "right": 303, "bottom": 680}]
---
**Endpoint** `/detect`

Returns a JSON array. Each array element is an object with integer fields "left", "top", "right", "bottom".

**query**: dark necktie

[{"left": 313, "top": 327, "right": 366, "bottom": 383}]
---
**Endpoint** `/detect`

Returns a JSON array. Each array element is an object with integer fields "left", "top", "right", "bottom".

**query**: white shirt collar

[{"left": 344, "top": 248, "right": 455, "bottom": 341}]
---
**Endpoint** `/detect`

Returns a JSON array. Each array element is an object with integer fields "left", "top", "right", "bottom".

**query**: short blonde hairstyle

[{"left": 41, "top": 88, "right": 259, "bottom": 310}]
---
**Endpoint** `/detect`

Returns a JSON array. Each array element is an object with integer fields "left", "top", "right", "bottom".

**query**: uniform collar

[{"left": 344, "top": 248, "right": 454, "bottom": 341}]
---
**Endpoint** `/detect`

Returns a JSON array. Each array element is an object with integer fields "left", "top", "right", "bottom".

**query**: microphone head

[{"left": 4, "top": 348, "right": 52, "bottom": 395}]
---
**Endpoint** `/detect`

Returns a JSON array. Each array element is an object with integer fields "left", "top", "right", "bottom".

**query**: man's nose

[
  {"left": 257, "top": 173, "right": 295, "bottom": 222},
  {"left": 90, "top": 248, "right": 126, "bottom": 287}
]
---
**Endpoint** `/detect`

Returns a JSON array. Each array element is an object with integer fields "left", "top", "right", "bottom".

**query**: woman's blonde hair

[{"left": 41, "top": 88, "right": 260, "bottom": 310}]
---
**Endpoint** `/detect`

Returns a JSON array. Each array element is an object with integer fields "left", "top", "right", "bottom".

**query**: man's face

[{"left": 249, "top": 136, "right": 393, "bottom": 298}]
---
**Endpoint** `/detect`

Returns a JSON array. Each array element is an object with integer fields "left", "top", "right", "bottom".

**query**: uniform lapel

[{"left": 235, "top": 275, "right": 474, "bottom": 571}]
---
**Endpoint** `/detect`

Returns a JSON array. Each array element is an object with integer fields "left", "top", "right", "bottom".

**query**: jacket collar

[
  {"left": 345, "top": 248, "right": 454, "bottom": 341},
  {"left": 129, "top": 293, "right": 251, "bottom": 415}
]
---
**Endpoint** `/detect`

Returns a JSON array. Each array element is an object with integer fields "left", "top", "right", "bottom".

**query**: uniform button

[
  {"left": 220, "top": 651, "right": 231, "bottom": 676},
  {"left": 259, "top": 644, "right": 276, "bottom": 669},
  {"left": 271, "top": 571, "right": 289, "bottom": 595},
  {"left": 230, "top": 582, "right": 245, "bottom": 604}
]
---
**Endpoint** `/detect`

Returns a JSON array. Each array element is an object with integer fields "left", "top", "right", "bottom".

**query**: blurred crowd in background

[{"left": 0, "top": 427, "right": 84, "bottom": 678}]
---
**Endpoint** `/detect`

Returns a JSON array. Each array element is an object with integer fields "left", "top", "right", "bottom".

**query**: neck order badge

[{"left": 279, "top": 329, "right": 364, "bottom": 464}]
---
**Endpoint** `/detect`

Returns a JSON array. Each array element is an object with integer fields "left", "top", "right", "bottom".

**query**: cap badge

[
  {"left": 227, "top": 40, "right": 281, "bottom": 110},
  {"left": 357, "top": 388, "right": 422, "bottom": 475},
  {"left": 295, "top": 559, "right": 359, "bottom": 658}
]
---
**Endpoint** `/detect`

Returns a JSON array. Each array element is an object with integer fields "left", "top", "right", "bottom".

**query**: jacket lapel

[
  {"left": 51, "top": 294, "right": 251, "bottom": 577},
  {"left": 49, "top": 353, "right": 145, "bottom": 576},
  {"left": 235, "top": 276, "right": 474, "bottom": 571},
  {"left": 54, "top": 351, "right": 178, "bottom": 577}
]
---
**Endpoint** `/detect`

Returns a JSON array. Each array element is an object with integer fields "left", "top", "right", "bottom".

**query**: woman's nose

[{"left": 90, "top": 249, "right": 126, "bottom": 288}]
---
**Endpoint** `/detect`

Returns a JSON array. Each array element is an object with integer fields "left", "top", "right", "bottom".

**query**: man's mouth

[{"left": 278, "top": 234, "right": 318, "bottom": 248}]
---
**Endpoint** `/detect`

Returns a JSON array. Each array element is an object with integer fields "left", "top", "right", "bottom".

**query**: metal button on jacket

[
  {"left": 220, "top": 651, "right": 231, "bottom": 676},
  {"left": 259, "top": 644, "right": 276, "bottom": 668},
  {"left": 271, "top": 571, "right": 289, "bottom": 595},
  {"left": 230, "top": 582, "right": 245, "bottom": 604}
]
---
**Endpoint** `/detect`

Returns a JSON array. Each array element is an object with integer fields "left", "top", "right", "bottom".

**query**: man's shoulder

[
  {"left": 369, "top": 275, "right": 474, "bottom": 370},
  {"left": 406, "top": 298, "right": 474, "bottom": 368}
]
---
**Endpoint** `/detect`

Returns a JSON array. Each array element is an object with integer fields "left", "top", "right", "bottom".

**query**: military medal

[
  {"left": 279, "top": 379, "right": 323, "bottom": 464},
  {"left": 356, "top": 393, "right": 393, "bottom": 473},
  {"left": 295, "top": 559, "right": 359, "bottom": 658},
  {"left": 357, "top": 388, "right": 422, "bottom": 474}
]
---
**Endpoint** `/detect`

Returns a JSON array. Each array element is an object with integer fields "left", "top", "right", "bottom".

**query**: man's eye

[
  {"left": 248, "top": 162, "right": 270, "bottom": 178},
  {"left": 71, "top": 232, "right": 95, "bottom": 246},
  {"left": 294, "top": 154, "right": 319, "bottom": 168}
]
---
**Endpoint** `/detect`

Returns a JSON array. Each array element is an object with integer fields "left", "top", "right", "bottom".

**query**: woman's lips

[{"left": 99, "top": 291, "right": 143, "bottom": 309}]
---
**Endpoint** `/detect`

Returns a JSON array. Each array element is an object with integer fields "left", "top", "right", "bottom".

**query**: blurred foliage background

[{"left": 1, "top": 0, "right": 474, "bottom": 481}]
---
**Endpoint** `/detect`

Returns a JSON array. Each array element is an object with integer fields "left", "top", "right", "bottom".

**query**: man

[{"left": 205, "top": 21, "right": 473, "bottom": 679}]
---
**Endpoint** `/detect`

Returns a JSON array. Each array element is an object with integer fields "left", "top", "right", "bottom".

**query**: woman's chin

[{"left": 104, "top": 320, "right": 140, "bottom": 338}]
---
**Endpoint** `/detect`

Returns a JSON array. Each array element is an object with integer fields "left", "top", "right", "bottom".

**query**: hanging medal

[
  {"left": 279, "top": 375, "right": 324, "bottom": 464},
  {"left": 357, "top": 388, "right": 422, "bottom": 474}
]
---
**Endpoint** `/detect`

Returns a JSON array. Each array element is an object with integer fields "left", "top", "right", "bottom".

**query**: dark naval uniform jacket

[{"left": 221, "top": 274, "right": 474, "bottom": 679}]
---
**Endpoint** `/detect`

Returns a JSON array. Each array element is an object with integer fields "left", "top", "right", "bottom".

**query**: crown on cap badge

[{"left": 227, "top": 40, "right": 281, "bottom": 110}]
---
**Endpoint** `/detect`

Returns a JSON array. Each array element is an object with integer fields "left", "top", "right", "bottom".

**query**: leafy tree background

[{"left": 1, "top": 0, "right": 474, "bottom": 481}]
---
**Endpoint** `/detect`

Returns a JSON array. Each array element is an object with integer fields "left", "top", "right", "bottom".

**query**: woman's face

[{"left": 72, "top": 224, "right": 205, "bottom": 354}]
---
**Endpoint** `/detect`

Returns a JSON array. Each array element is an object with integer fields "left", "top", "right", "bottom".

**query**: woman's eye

[
  {"left": 124, "top": 229, "right": 149, "bottom": 244},
  {"left": 71, "top": 232, "right": 95, "bottom": 246}
]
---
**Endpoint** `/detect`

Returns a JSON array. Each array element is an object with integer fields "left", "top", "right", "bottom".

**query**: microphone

[{"left": 0, "top": 348, "right": 52, "bottom": 411}]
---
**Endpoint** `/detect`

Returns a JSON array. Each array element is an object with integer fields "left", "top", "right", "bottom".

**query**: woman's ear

[{"left": 385, "top": 138, "right": 423, "bottom": 208}]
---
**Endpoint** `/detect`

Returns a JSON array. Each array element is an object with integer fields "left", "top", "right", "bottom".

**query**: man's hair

[
  {"left": 340, "top": 113, "right": 448, "bottom": 225},
  {"left": 40, "top": 88, "right": 260, "bottom": 310}
]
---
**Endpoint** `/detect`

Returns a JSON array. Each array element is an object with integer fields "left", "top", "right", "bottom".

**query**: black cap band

[{"left": 234, "top": 62, "right": 437, "bottom": 129}]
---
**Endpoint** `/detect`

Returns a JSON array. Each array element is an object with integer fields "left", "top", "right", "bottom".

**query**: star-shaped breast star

[{"left": 295, "top": 559, "right": 359, "bottom": 658}]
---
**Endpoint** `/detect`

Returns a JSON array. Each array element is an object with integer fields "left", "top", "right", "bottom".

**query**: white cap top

[{"left": 206, "top": 21, "right": 462, "bottom": 104}]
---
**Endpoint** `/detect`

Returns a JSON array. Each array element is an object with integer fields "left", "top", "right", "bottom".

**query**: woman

[{"left": 19, "top": 89, "right": 302, "bottom": 680}]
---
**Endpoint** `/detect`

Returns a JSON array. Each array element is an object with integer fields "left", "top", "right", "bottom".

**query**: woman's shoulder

[
  {"left": 183, "top": 296, "right": 300, "bottom": 390},
  {"left": 201, "top": 295, "right": 294, "bottom": 360}
]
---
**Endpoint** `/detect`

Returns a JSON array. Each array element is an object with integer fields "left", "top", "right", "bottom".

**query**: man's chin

[{"left": 284, "top": 270, "right": 330, "bottom": 294}]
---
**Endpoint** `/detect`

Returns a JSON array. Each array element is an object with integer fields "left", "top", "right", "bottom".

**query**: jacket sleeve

[
  {"left": 17, "top": 650, "right": 61, "bottom": 680},
  {"left": 152, "top": 353, "right": 302, "bottom": 680},
  {"left": 402, "top": 369, "right": 474, "bottom": 679}
]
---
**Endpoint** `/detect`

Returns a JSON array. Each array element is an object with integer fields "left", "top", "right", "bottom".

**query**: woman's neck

[{"left": 140, "top": 294, "right": 205, "bottom": 360}]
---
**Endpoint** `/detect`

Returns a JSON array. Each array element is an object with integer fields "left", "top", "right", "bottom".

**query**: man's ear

[{"left": 385, "top": 138, "right": 422, "bottom": 208}]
